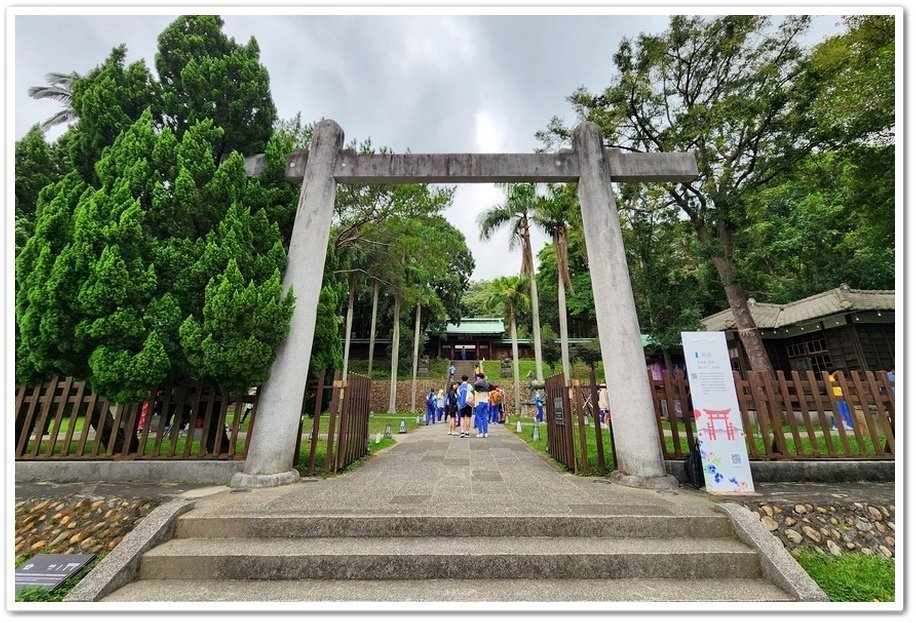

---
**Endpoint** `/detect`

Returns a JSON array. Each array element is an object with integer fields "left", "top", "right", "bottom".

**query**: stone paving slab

[{"left": 185, "top": 421, "right": 720, "bottom": 520}]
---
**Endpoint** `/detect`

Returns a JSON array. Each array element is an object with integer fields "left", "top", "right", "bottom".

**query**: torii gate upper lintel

[{"left": 232, "top": 119, "right": 697, "bottom": 491}]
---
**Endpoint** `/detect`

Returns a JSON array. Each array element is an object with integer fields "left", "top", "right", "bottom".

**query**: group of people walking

[{"left": 424, "top": 371, "right": 506, "bottom": 438}]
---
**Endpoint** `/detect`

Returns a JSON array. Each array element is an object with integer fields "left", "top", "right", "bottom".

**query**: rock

[
  {"left": 845, "top": 517, "right": 855, "bottom": 527},
  {"left": 875, "top": 522, "right": 886, "bottom": 533},
  {"left": 49, "top": 532, "right": 70, "bottom": 547},
  {"left": 794, "top": 504, "right": 807, "bottom": 514},
  {"left": 885, "top": 536, "right": 895, "bottom": 547},
  {"left": 785, "top": 529, "right": 803, "bottom": 544},
  {"left": 867, "top": 506, "right": 883, "bottom": 521},
  {"left": 104, "top": 509, "right": 118, "bottom": 519},
  {"left": 761, "top": 516, "right": 779, "bottom": 531},
  {"left": 804, "top": 504, "right": 814, "bottom": 513},
  {"left": 855, "top": 519, "right": 873, "bottom": 532},
  {"left": 846, "top": 542, "right": 857, "bottom": 550},
  {"left": 820, "top": 527, "right": 831, "bottom": 537},
  {"left": 772, "top": 505, "right": 782, "bottom": 514},
  {"left": 887, "top": 521, "right": 895, "bottom": 531},
  {"left": 91, "top": 521, "right": 108, "bottom": 532},
  {"left": 59, "top": 515, "right": 71, "bottom": 525},
  {"left": 68, "top": 532, "right": 85, "bottom": 545},
  {"left": 830, "top": 529, "right": 842, "bottom": 540},
  {"left": 889, "top": 505, "right": 895, "bottom": 514},
  {"left": 79, "top": 537, "right": 95, "bottom": 549},
  {"left": 816, "top": 506, "right": 827, "bottom": 513},
  {"left": 829, "top": 506, "right": 836, "bottom": 512},
  {"left": 816, "top": 516, "right": 827, "bottom": 524},
  {"left": 802, "top": 518, "right": 812, "bottom": 524},
  {"left": 881, "top": 506, "right": 890, "bottom": 518},
  {"left": 90, "top": 500, "right": 105, "bottom": 509},
  {"left": 829, "top": 517, "right": 838, "bottom": 526},
  {"left": 30, "top": 540, "right": 47, "bottom": 551},
  {"left": 853, "top": 502, "right": 864, "bottom": 509},
  {"left": 66, "top": 521, "right": 77, "bottom": 530},
  {"left": 32, "top": 501, "right": 50, "bottom": 512},
  {"left": 802, "top": 525, "right": 822, "bottom": 543},
  {"left": 760, "top": 505, "right": 774, "bottom": 517},
  {"left": 878, "top": 546, "right": 893, "bottom": 558},
  {"left": 861, "top": 547, "right": 873, "bottom": 556},
  {"left": 785, "top": 517, "right": 797, "bottom": 527},
  {"left": 827, "top": 540, "right": 842, "bottom": 556},
  {"left": 107, "top": 537, "right": 124, "bottom": 549},
  {"left": 843, "top": 531, "right": 857, "bottom": 543},
  {"left": 751, "top": 511, "right": 760, "bottom": 521}
]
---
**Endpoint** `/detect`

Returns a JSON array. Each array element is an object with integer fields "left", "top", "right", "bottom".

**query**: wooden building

[{"left": 702, "top": 285, "right": 895, "bottom": 374}]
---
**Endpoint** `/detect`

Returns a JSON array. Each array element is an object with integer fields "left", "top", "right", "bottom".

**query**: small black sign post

[
  {"left": 15, "top": 554, "right": 95, "bottom": 595},
  {"left": 553, "top": 396, "right": 565, "bottom": 426}
]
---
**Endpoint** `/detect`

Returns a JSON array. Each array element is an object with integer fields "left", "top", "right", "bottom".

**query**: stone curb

[
  {"left": 715, "top": 503, "right": 827, "bottom": 602},
  {"left": 16, "top": 460, "right": 246, "bottom": 485},
  {"left": 63, "top": 498, "right": 197, "bottom": 602}
]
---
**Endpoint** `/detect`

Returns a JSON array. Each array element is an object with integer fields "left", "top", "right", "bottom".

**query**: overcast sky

[{"left": 12, "top": 8, "right": 849, "bottom": 280}]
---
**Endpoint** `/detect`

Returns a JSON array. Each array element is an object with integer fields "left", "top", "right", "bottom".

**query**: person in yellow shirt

[{"left": 828, "top": 371, "right": 853, "bottom": 430}]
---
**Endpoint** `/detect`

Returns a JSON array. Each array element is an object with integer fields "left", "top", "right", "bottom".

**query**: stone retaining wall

[
  {"left": 368, "top": 379, "right": 526, "bottom": 414},
  {"left": 742, "top": 501, "right": 895, "bottom": 559}
]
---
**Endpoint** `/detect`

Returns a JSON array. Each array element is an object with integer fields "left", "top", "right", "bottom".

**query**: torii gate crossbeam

[{"left": 232, "top": 119, "right": 696, "bottom": 491}]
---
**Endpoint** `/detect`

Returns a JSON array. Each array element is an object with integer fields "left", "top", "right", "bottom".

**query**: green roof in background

[{"left": 443, "top": 318, "right": 505, "bottom": 335}]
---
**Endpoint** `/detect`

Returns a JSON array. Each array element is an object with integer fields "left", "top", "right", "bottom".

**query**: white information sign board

[{"left": 681, "top": 331, "right": 755, "bottom": 493}]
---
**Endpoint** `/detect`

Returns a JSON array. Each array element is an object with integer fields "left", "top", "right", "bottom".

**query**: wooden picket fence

[
  {"left": 649, "top": 369, "right": 895, "bottom": 460},
  {"left": 14, "top": 372, "right": 373, "bottom": 474}
]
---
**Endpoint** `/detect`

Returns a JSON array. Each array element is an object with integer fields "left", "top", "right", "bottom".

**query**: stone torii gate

[{"left": 231, "top": 119, "right": 697, "bottom": 490}]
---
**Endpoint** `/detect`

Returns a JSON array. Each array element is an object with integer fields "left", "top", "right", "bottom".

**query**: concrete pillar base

[
  {"left": 611, "top": 470, "right": 680, "bottom": 491},
  {"left": 230, "top": 470, "right": 300, "bottom": 489}
]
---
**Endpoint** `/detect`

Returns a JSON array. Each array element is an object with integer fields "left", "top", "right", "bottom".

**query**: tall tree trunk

[
  {"left": 367, "top": 281, "right": 379, "bottom": 378},
  {"left": 520, "top": 216, "right": 544, "bottom": 380},
  {"left": 342, "top": 274, "right": 356, "bottom": 381},
  {"left": 410, "top": 301, "right": 421, "bottom": 413},
  {"left": 558, "top": 275, "right": 571, "bottom": 383},
  {"left": 662, "top": 348, "right": 673, "bottom": 372},
  {"left": 510, "top": 311, "right": 521, "bottom": 416},
  {"left": 388, "top": 296, "right": 401, "bottom": 413},
  {"left": 709, "top": 255, "right": 773, "bottom": 372},
  {"left": 691, "top": 215, "right": 773, "bottom": 373}
]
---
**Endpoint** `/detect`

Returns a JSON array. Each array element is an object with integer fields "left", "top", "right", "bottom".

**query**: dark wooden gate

[
  {"left": 544, "top": 373, "right": 576, "bottom": 471},
  {"left": 298, "top": 371, "right": 372, "bottom": 475}
]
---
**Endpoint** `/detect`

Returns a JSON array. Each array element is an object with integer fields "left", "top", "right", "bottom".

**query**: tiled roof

[
  {"left": 702, "top": 286, "right": 895, "bottom": 331},
  {"left": 443, "top": 318, "right": 506, "bottom": 335}
]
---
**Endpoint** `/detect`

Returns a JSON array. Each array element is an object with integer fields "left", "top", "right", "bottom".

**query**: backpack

[
  {"left": 457, "top": 383, "right": 470, "bottom": 409},
  {"left": 684, "top": 446, "right": 705, "bottom": 489}
]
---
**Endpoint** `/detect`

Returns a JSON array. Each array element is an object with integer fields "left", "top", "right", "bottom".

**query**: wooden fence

[
  {"left": 14, "top": 372, "right": 373, "bottom": 473},
  {"left": 649, "top": 369, "right": 895, "bottom": 460}
]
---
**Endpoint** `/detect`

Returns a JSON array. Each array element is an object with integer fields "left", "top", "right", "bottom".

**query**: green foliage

[
  {"left": 15, "top": 126, "right": 60, "bottom": 221},
  {"left": 68, "top": 45, "right": 159, "bottom": 184},
  {"left": 156, "top": 15, "right": 276, "bottom": 161},
  {"left": 17, "top": 111, "right": 294, "bottom": 399},
  {"left": 793, "top": 548, "right": 895, "bottom": 602}
]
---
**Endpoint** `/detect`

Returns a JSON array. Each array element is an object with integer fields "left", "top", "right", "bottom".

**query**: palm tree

[
  {"left": 534, "top": 183, "right": 577, "bottom": 383},
  {"left": 478, "top": 183, "right": 545, "bottom": 380},
  {"left": 28, "top": 71, "right": 81, "bottom": 131},
  {"left": 485, "top": 276, "right": 530, "bottom": 417}
]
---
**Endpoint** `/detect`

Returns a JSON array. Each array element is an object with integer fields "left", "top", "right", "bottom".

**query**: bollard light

[
  {"left": 375, "top": 432, "right": 382, "bottom": 444},
  {"left": 370, "top": 410, "right": 374, "bottom": 418},
  {"left": 584, "top": 415, "right": 589, "bottom": 426},
  {"left": 384, "top": 423, "right": 392, "bottom": 439},
  {"left": 416, "top": 414, "right": 421, "bottom": 424},
  {"left": 399, "top": 419, "right": 407, "bottom": 434},
  {"left": 515, "top": 420, "right": 522, "bottom": 433},
  {"left": 532, "top": 425, "right": 540, "bottom": 441}
]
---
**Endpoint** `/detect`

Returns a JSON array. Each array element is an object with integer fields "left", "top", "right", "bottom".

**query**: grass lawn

[
  {"left": 510, "top": 417, "right": 616, "bottom": 477},
  {"left": 793, "top": 548, "right": 895, "bottom": 602}
]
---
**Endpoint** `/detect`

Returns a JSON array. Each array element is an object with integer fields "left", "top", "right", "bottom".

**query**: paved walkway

[{"left": 186, "top": 419, "right": 719, "bottom": 519}]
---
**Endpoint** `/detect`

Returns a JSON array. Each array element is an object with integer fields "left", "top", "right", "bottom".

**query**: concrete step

[
  {"left": 139, "top": 536, "right": 760, "bottom": 581},
  {"left": 103, "top": 577, "right": 794, "bottom": 602},
  {"left": 174, "top": 513, "right": 735, "bottom": 539}
]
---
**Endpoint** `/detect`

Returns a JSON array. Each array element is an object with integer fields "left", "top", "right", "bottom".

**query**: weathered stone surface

[
  {"left": 878, "top": 546, "right": 893, "bottom": 558},
  {"left": 785, "top": 529, "right": 803, "bottom": 544},
  {"left": 772, "top": 505, "right": 782, "bottom": 514},
  {"left": 784, "top": 517, "right": 797, "bottom": 527},
  {"left": 853, "top": 502, "right": 864, "bottom": 510},
  {"left": 761, "top": 505, "right": 774, "bottom": 517},
  {"left": 761, "top": 516, "right": 779, "bottom": 531},
  {"left": 887, "top": 521, "right": 895, "bottom": 531},
  {"left": 867, "top": 506, "right": 883, "bottom": 521},
  {"left": 827, "top": 540, "right": 842, "bottom": 556},
  {"left": 855, "top": 519, "right": 873, "bottom": 532},
  {"left": 884, "top": 536, "right": 895, "bottom": 547},
  {"left": 802, "top": 526, "right": 822, "bottom": 543},
  {"left": 815, "top": 506, "right": 827, "bottom": 513},
  {"left": 846, "top": 541, "right": 857, "bottom": 550},
  {"left": 794, "top": 504, "right": 807, "bottom": 514},
  {"left": 829, "top": 517, "right": 838, "bottom": 525},
  {"left": 875, "top": 522, "right": 886, "bottom": 533},
  {"left": 860, "top": 547, "right": 873, "bottom": 556}
]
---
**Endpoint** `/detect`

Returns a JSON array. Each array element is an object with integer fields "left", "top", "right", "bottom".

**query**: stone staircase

[
  {"left": 449, "top": 359, "right": 478, "bottom": 380},
  {"left": 100, "top": 512, "right": 795, "bottom": 602}
]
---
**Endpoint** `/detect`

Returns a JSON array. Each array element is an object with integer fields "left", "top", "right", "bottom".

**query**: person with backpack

[
  {"left": 457, "top": 375, "right": 474, "bottom": 438},
  {"left": 489, "top": 384, "right": 502, "bottom": 424},
  {"left": 534, "top": 390, "right": 544, "bottom": 422}
]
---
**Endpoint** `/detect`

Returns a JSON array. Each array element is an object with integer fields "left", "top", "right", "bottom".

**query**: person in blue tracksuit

[
  {"left": 474, "top": 375, "right": 491, "bottom": 437},
  {"left": 534, "top": 390, "right": 544, "bottom": 423},
  {"left": 425, "top": 389, "right": 436, "bottom": 425}
]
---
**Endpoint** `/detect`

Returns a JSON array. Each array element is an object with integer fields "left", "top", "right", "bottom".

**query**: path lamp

[
  {"left": 399, "top": 420, "right": 407, "bottom": 434},
  {"left": 515, "top": 421, "right": 523, "bottom": 433},
  {"left": 532, "top": 425, "right": 540, "bottom": 442},
  {"left": 384, "top": 423, "right": 393, "bottom": 439}
]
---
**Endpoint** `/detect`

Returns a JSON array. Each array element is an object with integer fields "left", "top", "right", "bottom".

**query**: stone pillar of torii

[{"left": 231, "top": 119, "right": 697, "bottom": 490}]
